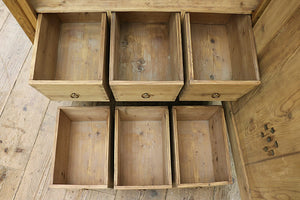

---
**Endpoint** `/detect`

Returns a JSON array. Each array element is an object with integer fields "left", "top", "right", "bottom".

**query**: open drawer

[
  {"left": 180, "top": 13, "right": 260, "bottom": 101},
  {"left": 172, "top": 106, "right": 232, "bottom": 187},
  {"left": 29, "top": 13, "right": 109, "bottom": 101},
  {"left": 51, "top": 107, "right": 112, "bottom": 189},
  {"left": 109, "top": 12, "right": 184, "bottom": 101},
  {"left": 114, "top": 106, "right": 172, "bottom": 189}
]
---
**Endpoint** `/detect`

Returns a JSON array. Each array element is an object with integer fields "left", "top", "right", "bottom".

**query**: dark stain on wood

[
  {"left": 0, "top": 140, "right": 2, "bottom": 143},
  {"left": 4, "top": 147, "right": 8, "bottom": 153},
  {"left": 96, "top": 131, "right": 100, "bottom": 136},
  {"left": 15, "top": 147, "right": 24, "bottom": 153},
  {"left": 0, "top": 169, "right": 7, "bottom": 182},
  {"left": 23, "top": 106, "right": 27, "bottom": 111}
]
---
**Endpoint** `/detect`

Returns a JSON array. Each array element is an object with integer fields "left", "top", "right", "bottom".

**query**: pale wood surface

[
  {"left": 109, "top": 12, "right": 183, "bottom": 101},
  {"left": 3, "top": 0, "right": 35, "bottom": 42},
  {"left": 224, "top": 2, "right": 300, "bottom": 200},
  {"left": 0, "top": 1, "right": 241, "bottom": 199},
  {"left": 27, "top": 0, "right": 261, "bottom": 14},
  {"left": 180, "top": 13, "right": 260, "bottom": 101}
]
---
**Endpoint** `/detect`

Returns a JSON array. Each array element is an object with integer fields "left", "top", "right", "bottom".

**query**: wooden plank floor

[{"left": 0, "top": 1, "right": 241, "bottom": 199}]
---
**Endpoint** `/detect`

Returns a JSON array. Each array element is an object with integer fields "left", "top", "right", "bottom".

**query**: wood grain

[
  {"left": 225, "top": 3, "right": 300, "bottom": 200},
  {"left": 110, "top": 12, "right": 183, "bottom": 101},
  {"left": 172, "top": 106, "right": 232, "bottom": 188},
  {"left": 27, "top": 0, "right": 260, "bottom": 14},
  {"left": 30, "top": 13, "right": 109, "bottom": 101},
  {"left": 254, "top": 0, "right": 300, "bottom": 55},
  {"left": 114, "top": 106, "right": 172, "bottom": 189},
  {"left": 180, "top": 13, "right": 260, "bottom": 101},
  {"left": 3, "top": 0, "right": 35, "bottom": 42}
]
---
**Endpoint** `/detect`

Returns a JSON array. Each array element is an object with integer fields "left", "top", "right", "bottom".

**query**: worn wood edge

[
  {"left": 29, "top": 13, "right": 42, "bottom": 80},
  {"left": 174, "top": 12, "right": 184, "bottom": 81},
  {"left": 114, "top": 109, "right": 119, "bottom": 187},
  {"left": 109, "top": 12, "right": 116, "bottom": 81},
  {"left": 251, "top": 0, "right": 271, "bottom": 25},
  {"left": 189, "top": 80, "right": 261, "bottom": 85},
  {"left": 182, "top": 13, "right": 193, "bottom": 83},
  {"left": 109, "top": 81, "right": 184, "bottom": 86},
  {"left": 114, "top": 185, "right": 172, "bottom": 190},
  {"left": 3, "top": 0, "right": 35, "bottom": 42},
  {"left": 219, "top": 107, "right": 233, "bottom": 184},
  {"left": 29, "top": 80, "right": 104, "bottom": 85},
  {"left": 49, "top": 108, "right": 62, "bottom": 187},
  {"left": 172, "top": 108, "right": 181, "bottom": 186},
  {"left": 164, "top": 109, "right": 172, "bottom": 186},
  {"left": 223, "top": 102, "right": 252, "bottom": 200},
  {"left": 49, "top": 184, "right": 109, "bottom": 189},
  {"left": 16, "top": 0, "right": 37, "bottom": 27},
  {"left": 176, "top": 181, "right": 230, "bottom": 188},
  {"left": 246, "top": 15, "right": 261, "bottom": 81}
]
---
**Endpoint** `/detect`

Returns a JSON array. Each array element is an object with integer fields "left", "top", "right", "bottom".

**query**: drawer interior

[
  {"left": 53, "top": 107, "right": 110, "bottom": 186},
  {"left": 111, "top": 12, "right": 183, "bottom": 81},
  {"left": 189, "top": 13, "right": 258, "bottom": 81},
  {"left": 174, "top": 106, "right": 230, "bottom": 185},
  {"left": 33, "top": 13, "right": 106, "bottom": 81},
  {"left": 115, "top": 107, "right": 171, "bottom": 188}
]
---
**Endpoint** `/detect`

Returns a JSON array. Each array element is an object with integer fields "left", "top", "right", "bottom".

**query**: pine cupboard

[{"left": 4, "top": 0, "right": 300, "bottom": 199}]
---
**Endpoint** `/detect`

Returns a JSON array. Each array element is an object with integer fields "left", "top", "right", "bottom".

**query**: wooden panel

[
  {"left": 52, "top": 107, "right": 111, "bottom": 189},
  {"left": 247, "top": 153, "right": 300, "bottom": 200},
  {"left": 114, "top": 106, "right": 172, "bottom": 189},
  {"left": 225, "top": 3, "right": 300, "bottom": 200},
  {"left": 223, "top": 102, "right": 251, "bottom": 200},
  {"left": 173, "top": 106, "right": 231, "bottom": 188},
  {"left": 28, "top": 0, "right": 261, "bottom": 14},
  {"left": 227, "top": 15, "right": 259, "bottom": 81},
  {"left": 3, "top": 0, "right": 35, "bottom": 42},
  {"left": 191, "top": 24, "right": 232, "bottom": 81},
  {"left": 110, "top": 81, "right": 183, "bottom": 101},
  {"left": 254, "top": 0, "right": 300, "bottom": 55},
  {"left": 251, "top": 0, "right": 271, "bottom": 25}
]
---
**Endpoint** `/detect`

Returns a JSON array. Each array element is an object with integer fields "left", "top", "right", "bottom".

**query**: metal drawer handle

[
  {"left": 70, "top": 93, "right": 80, "bottom": 98},
  {"left": 211, "top": 93, "right": 220, "bottom": 98},
  {"left": 141, "top": 93, "right": 151, "bottom": 99}
]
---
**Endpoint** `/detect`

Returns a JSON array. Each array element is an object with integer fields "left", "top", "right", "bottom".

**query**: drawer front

[
  {"left": 110, "top": 83, "right": 183, "bottom": 101},
  {"left": 30, "top": 82, "right": 109, "bottom": 101},
  {"left": 180, "top": 82, "right": 260, "bottom": 101}
]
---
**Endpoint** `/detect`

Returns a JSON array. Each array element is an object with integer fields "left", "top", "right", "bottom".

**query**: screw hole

[{"left": 70, "top": 93, "right": 80, "bottom": 98}]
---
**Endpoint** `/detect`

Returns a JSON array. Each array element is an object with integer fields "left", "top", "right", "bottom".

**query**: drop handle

[
  {"left": 70, "top": 93, "right": 80, "bottom": 98},
  {"left": 141, "top": 93, "right": 151, "bottom": 99}
]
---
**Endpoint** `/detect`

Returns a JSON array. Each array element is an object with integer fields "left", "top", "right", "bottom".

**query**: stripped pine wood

[
  {"left": 0, "top": 49, "right": 49, "bottom": 200},
  {"left": 0, "top": 1, "right": 9, "bottom": 28},
  {"left": 0, "top": 14, "right": 31, "bottom": 114},
  {"left": 254, "top": 0, "right": 299, "bottom": 55},
  {"left": 224, "top": 2, "right": 300, "bottom": 200},
  {"left": 3, "top": 0, "right": 35, "bottom": 42},
  {"left": 27, "top": 0, "right": 260, "bottom": 14},
  {"left": 0, "top": 1, "right": 241, "bottom": 199}
]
